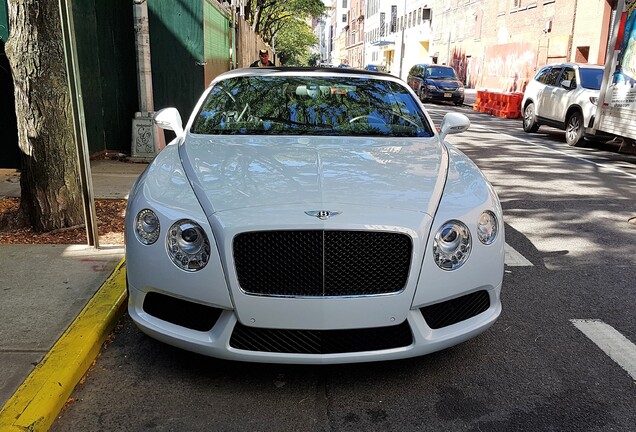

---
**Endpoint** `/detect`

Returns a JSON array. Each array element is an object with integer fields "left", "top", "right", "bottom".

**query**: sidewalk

[
  {"left": 0, "top": 159, "right": 146, "bottom": 200},
  {"left": 0, "top": 159, "right": 146, "bottom": 431},
  {"left": 463, "top": 88, "right": 477, "bottom": 108}
]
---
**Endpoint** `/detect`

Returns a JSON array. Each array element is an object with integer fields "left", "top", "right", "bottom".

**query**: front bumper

[
  {"left": 424, "top": 89, "right": 464, "bottom": 104},
  {"left": 128, "top": 282, "right": 502, "bottom": 364}
]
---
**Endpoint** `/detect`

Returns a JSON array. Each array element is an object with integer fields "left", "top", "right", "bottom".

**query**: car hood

[{"left": 179, "top": 134, "right": 447, "bottom": 215}]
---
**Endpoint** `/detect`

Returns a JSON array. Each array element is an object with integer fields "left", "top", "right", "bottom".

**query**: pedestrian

[{"left": 250, "top": 49, "right": 275, "bottom": 67}]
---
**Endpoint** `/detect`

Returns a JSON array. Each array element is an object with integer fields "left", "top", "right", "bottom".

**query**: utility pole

[
  {"left": 131, "top": 0, "right": 165, "bottom": 162},
  {"left": 398, "top": 0, "right": 407, "bottom": 79},
  {"left": 231, "top": 0, "right": 237, "bottom": 68},
  {"left": 58, "top": 0, "right": 99, "bottom": 248}
]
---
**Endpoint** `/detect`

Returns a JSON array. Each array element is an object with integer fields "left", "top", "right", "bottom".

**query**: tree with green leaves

[
  {"left": 244, "top": 0, "right": 326, "bottom": 65},
  {"left": 275, "top": 19, "right": 319, "bottom": 66}
]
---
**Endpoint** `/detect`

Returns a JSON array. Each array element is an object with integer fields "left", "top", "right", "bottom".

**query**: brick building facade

[
  {"left": 431, "top": 0, "right": 614, "bottom": 92},
  {"left": 322, "top": 0, "right": 615, "bottom": 92}
]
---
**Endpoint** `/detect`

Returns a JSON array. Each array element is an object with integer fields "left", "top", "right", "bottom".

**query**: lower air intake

[
  {"left": 143, "top": 292, "right": 222, "bottom": 332},
  {"left": 230, "top": 321, "right": 413, "bottom": 354},
  {"left": 420, "top": 290, "right": 491, "bottom": 329}
]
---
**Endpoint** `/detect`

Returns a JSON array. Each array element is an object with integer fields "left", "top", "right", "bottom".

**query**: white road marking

[
  {"left": 571, "top": 319, "right": 636, "bottom": 380},
  {"left": 470, "top": 124, "right": 636, "bottom": 180},
  {"left": 505, "top": 243, "right": 533, "bottom": 266}
]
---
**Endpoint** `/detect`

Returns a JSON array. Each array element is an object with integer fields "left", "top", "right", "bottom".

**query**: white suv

[{"left": 521, "top": 63, "right": 604, "bottom": 146}]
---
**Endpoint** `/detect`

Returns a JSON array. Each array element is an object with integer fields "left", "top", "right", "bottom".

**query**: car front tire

[
  {"left": 565, "top": 111, "right": 584, "bottom": 146},
  {"left": 523, "top": 103, "right": 539, "bottom": 132}
]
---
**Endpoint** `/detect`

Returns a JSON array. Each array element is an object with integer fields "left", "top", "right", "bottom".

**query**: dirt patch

[{"left": 0, "top": 198, "right": 126, "bottom": 245}]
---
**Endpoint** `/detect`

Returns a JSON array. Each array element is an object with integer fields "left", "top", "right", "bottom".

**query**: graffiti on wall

[
  {"left": 481, "top": 43, "right": 536, "bottom": 92},
  {"left": 451, "top": 48, "right": 467, "bottom": 84},
  {"left": 613, "top": 0, "right": 636, "bottom": 86}
]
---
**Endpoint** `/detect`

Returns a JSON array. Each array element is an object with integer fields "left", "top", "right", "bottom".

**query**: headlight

[
  {"left": 166, "top": 220, "right": 211, "bottom": 271},
  {"left": 135, "top": 209, "right": 160, "bottom": 245},
  {"left": 433, "top": 220, "right": 471, "bottom": 271},
  {"left": 427, "top": 84, "right": 437, "bottom": 90},
  {"left": 477, "top": 211, "right": 498, "bottom": 245},
  {"left": 458, "top": 87, "right": 465, "bottom": 93}
]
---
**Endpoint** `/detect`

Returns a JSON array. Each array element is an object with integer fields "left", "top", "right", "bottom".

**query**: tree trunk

[{"left": 4, "top": 0, "right": 84, "bottom": 231}]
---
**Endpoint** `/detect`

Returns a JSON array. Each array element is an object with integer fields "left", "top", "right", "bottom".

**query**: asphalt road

[{"left": 51, "top": 104, "right": 636, "bottom": 432}]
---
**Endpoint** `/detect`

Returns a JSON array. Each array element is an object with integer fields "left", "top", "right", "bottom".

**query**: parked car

[
  {"left": 407, "top": 64, "right": 465, "bottom": 106},
  {"left": 126, "top": 67, "right": 504, "bottom": 364},
  {"left": 521, "top": 63, "right": 605, "bottom": 146},
  {"left": 364, "top": 64, "right": 385, "bottom": 72}
]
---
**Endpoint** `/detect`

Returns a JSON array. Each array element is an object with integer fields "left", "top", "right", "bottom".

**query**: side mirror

[
  {"left": 438, "top": 112, "right": 470, "bottom": 142},
  {"left": 154, "top": 108, "right": 184, "bottom": 136}
]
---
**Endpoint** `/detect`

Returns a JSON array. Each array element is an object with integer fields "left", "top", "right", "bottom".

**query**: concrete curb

[{"left": 0, "top": 259, "right": 127, "bottom": 431}]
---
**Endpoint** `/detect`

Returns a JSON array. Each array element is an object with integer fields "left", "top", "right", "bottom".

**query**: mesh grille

[
  {"left": 233, "top": 230, "right": 412, "bottom": 296},
  {"left": 420, "top": 290, "right": 490, "bottom": 329},
  {"left": 230, "top": 320, "right": 413, "bottom": 354}
]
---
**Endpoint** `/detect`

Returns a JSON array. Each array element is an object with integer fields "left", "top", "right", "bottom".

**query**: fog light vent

[
  {"left": 420, "top": 290, "right": 490, "bottom": 329},
  {"left": 143, "top": 292, "right": 222, "bottom": 331}
]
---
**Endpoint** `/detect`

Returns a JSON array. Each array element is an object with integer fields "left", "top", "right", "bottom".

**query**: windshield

[
  {"left": 425, "top": 66, "right": 458, "bottom": 79},
  {"left": 191, "top": 76, "right": 434, "bottom": 137},
  {"left": 578, "top": 68, "right": 603, "bottom": 90}
]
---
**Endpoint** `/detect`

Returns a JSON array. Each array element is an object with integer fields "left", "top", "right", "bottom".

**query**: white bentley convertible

[{"left": 125, "top": 67, "right": 504, "bottom": 364}]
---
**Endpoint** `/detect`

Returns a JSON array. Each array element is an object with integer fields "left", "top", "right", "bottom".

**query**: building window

[
  {"left": 475, "top": 10, "right": 482, "bottom": 39},
  {"left": 422, "top": 8, "right": 431, "bottom": 21},
  {"left": 342, "top": 14, "right": 347, "bottom": 23},
  {"left": 342, "top": 0, "right": 347, "bottom": 8},
  {"left": 417, "top": 8, "right": 421, "bottom": 24},
  {"left": 408, "top": 12, "right": 412, "bottom": 28},
  {"left": 390, "top": 5, "right": 397, "bottom": 33},
  {"left": 575, "top": 46, "right": 590, "bottom": 63}
]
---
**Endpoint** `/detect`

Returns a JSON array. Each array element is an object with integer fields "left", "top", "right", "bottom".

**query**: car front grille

[
  {"left": 230, "top": 320, "right": 413, "bottom": 354},
  {"left": 233, "top": 230, "right": 412, "bottom": 296},
  {"left": 420, "top": 290, "right": 491, "bottom": 329}
]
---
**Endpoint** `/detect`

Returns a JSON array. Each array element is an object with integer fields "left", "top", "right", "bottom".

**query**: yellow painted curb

[{"left": 0, "top": 259, "right": 127, "bottom": 432}]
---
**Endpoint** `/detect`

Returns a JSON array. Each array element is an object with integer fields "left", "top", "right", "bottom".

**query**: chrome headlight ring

[
  {"left": 477, "top": 210, "right": 499, "bottom": 245},
  {"left": 433, "top": 220, "right": 471, "bottom": 271},
  {"left": 166, "top": 220, "right": 211, "bottom": 272},
  {"left": 134, "top": 209, "right": 161, "bottom": 245}
]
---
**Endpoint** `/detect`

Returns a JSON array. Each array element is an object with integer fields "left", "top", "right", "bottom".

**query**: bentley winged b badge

[{"left": 304, "top": 210, "right": 342, "bottom": 220}]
